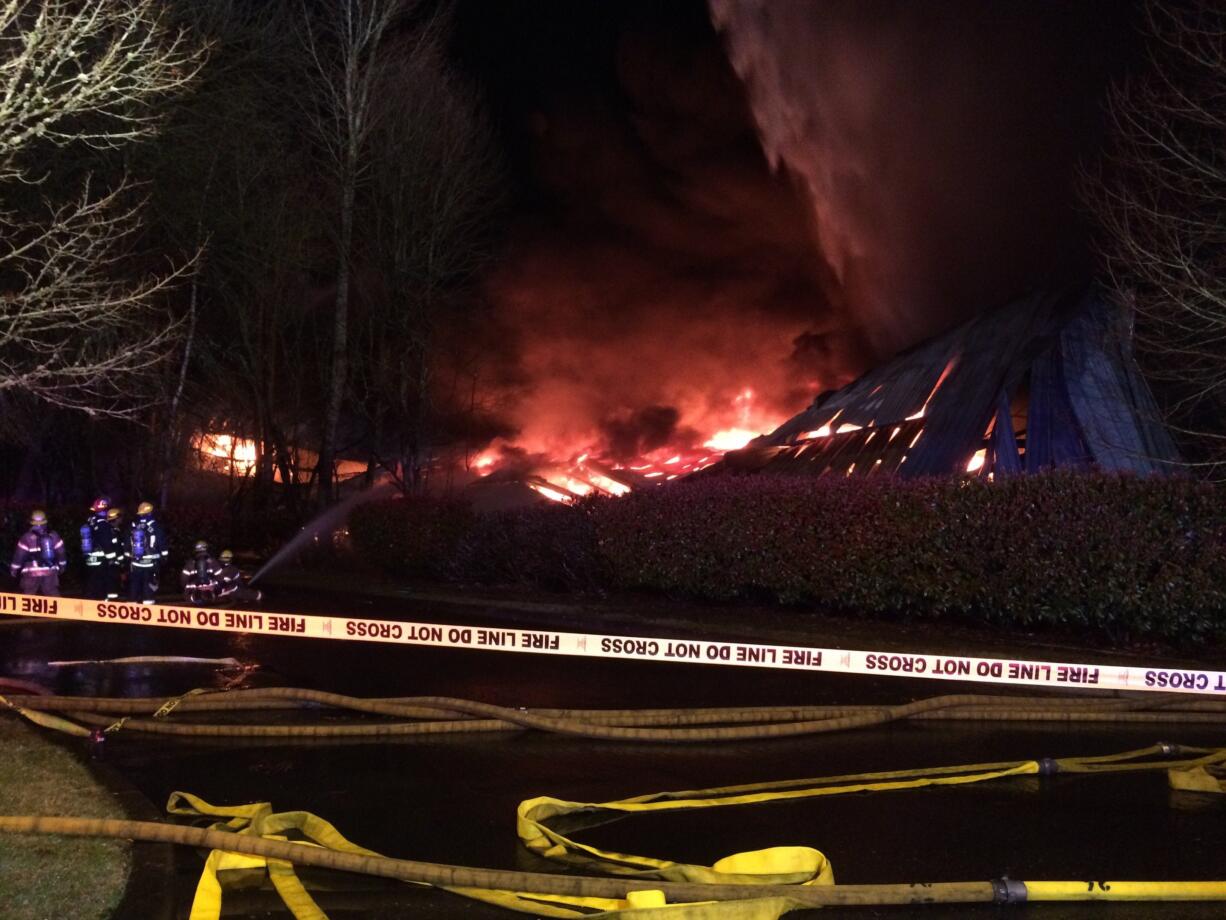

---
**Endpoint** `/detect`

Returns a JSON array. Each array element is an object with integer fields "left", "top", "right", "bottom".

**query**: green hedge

[
  {"left": 349, "top": 497, "right": 476, "bottom": 580},
  {"left": 347, "top": 472, "right": 1226, "bottom": 643}
]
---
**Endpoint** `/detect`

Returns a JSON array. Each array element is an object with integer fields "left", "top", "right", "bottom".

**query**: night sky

[{"left": 446, "top": 0, "right": 1138, "bottom": 460}]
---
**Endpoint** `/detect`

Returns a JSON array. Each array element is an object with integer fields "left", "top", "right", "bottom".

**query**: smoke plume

[
  {"left": 710, "top": 0, "right": 1131, "bottom": 353},
  {"left": 457, "top": 0, "right": 1131, "bottom": 465}
]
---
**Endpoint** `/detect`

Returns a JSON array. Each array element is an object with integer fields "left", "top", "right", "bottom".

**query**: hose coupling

[
  {"left": 1158, "top": 741, "right": 1181, "bottom": 756},
  {"left": 1036, "top": 757, "right": 1059, "bottom": 776},
  {"left": 991, "top": 877, "right": 1029, "bottom": 904}
]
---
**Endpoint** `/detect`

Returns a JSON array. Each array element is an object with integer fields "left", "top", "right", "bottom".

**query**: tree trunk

[
  {"left": 317, "top": 168, "right": 356, "bottom": 507},
  {"left": 159, "top": 267, "right": 200, "bottom": 509}
]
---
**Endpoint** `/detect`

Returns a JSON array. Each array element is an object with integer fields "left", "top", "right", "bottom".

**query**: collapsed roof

[{"left": 721, "top": 287, "right": 1178, "bottom": 479}]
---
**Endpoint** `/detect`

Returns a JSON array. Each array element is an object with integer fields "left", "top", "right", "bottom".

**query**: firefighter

[
  {"left": 127, "top": 501, "right": 168, "bottom": 605},
  {"left": 181, "top": 540, "right": 221, "bottom": 604},
  {"left": 10, "top": 510, "right": 67, "bottom": 596},
  {"left": 216, "top": 549, "right": 262, "bottom": 605},
  {"left": 81, "top": 495, "right": 118, "bottom": 600},
  {"left": 105, "top": 507, "right": 125, "bottom": 600}
]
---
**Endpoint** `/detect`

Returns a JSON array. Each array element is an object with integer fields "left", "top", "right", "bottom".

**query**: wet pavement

[{"left": 2, "top": 584, "right": 1225, "bottom": 919}]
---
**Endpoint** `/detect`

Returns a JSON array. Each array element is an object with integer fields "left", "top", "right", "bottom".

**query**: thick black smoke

[{"left": 600, "top": 406, "right": 698, "bottom": 462}]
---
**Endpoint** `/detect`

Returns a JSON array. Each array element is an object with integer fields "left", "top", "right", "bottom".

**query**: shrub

[
  {"left": 344, "top": 472, "right": 1226, "bottom": 644},
  {"left": 451, "top": 501, "right": 605, "bottom": 591},
  {"left": 349, "top": 496, "right": 475, "bottom": 580}
]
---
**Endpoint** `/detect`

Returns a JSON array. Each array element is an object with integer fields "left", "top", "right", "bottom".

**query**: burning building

[{"left": 716, "top": 288, "right": 1179, "bottom": 480}]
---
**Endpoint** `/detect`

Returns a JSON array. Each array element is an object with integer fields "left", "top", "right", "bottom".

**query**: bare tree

[
  {"left": 355, "top": 22, "right": 504, "bottom": 491},
  {"left": 1081, "top": 0, "right": 1226, "bottom": 468},
  {"left": 297, "top": 0, "right": 410, "bottom": 504},
  {"left": 0, "top": 183, "right": 186, "bottom": 414},
  {"left": 0, "top": 0, "right": 203, "bottom": 416},
  {"left": 147, "top": 0, "right": 307, "bottom": 506},
  {"left": 0, "top": 0, "right": 199, "bottom": 161}
]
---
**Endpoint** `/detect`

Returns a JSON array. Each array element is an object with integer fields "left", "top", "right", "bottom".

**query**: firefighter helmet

[
  {"left": 219, "top": 549, "right": 234, "bottom": 564},
  {"left": 29, "top": 509, "right": 47, "bottom": 527},
  {"left": 193, "top": 540, "right": 209, "bottom": 555},
  {"left": 106, "top": 507, "right": 122, "bottom": 522},
  {"left": 136, "top": 501, "right": 154, "bottom": 516},
  {"left": 91, "top": 495, "right": 111, "bottom": 513}
]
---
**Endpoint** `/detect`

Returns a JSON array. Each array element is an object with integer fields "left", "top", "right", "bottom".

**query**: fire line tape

[{"left": 1, "top": 590, "right": 1223, "bottom": 696}]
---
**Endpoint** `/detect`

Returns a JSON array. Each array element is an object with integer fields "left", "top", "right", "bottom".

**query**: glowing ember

[{"left": 906, "top": 357, "right": 959, "bottom": 422}]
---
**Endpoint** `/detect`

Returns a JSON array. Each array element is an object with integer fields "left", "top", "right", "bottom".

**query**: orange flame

[{"left": 479, "top": 388, "right": 787, "bottom": 503}]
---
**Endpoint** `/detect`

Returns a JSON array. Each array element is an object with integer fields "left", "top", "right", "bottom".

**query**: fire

[
  {"left": 197, "top": 433, "right": 257, "bottom": 475},
  {"left": 704, "top": 428, "right": 761, "bottom": 451},
  {"left": 475, "top": 388, "right": 787, "bottom": 504},
  {"left": 588, "top": 471, "right": 632, "bottom": 496},
  {"left": 528, "top": 482, "right": 572, "bottom": 503},
  {"left": 194, "top": 431, "right": 366, "bottom": 483}
]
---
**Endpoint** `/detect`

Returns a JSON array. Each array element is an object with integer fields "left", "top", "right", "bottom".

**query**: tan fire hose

[
  {"left": 2, "top": 743, "right": 1226, "bottom": 918},
  {"left": 1, "top": 687, "right": 1223, "bottom": 742}
]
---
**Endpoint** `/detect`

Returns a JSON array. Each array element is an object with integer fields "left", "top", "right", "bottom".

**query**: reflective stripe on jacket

[{"left": 10, "top": 531, "right": 67, "bottom": 577}]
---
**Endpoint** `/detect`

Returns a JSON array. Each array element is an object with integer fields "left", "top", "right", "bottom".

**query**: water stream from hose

[{"left": 249, "top": 482, "right": 396, "bottom": 586}]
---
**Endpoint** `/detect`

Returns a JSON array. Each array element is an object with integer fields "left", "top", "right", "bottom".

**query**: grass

[{"left": 0, "top": 715, "right": 130, "bottom": 920}]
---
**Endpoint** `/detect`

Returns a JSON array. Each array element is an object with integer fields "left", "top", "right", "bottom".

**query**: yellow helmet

[
  {"left": 219, "top": 549, "right": 234, "bottom": 564},
  {"left": 136, "top": 501, "right": 154, "bottom": 516},
  {"left": 106, "top": 507, "right": 122, "bottom": 522},
  {"left": 29, "top": 509, "right": 47, "bottom": 527}
]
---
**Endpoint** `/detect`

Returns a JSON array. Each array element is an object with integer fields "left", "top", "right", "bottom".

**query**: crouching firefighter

[
  {"left": 127, "top": 501, "right": 168, "bottom": 605},
  {"left": 81, "top": 495, "right": 120, "bottom": 600},
  {"left": 181, "top": 541, "right": 221, "bottom": 604},
  {"left": 216, "top": 549, "right": 262, "bottom": 606},
  {"left": 10, "top": 510, "right": 67, "bottom": 596}
]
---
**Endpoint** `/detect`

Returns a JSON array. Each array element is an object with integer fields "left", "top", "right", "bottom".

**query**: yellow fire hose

[
  {"left": 1, "top": 687, "right": 1224, "bottom": 742},
  {"left": 0, "top": 743, "right": 1225, "bottom": 918}
]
